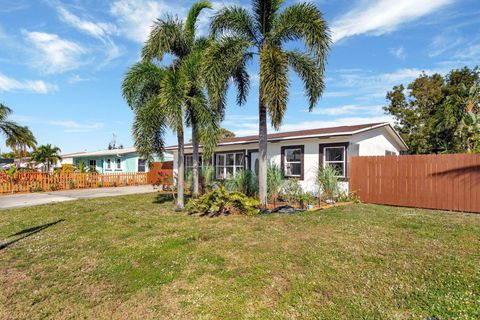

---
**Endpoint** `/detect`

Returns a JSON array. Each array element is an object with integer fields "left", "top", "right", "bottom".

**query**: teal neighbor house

[{"left": 60, "top": 147, "right": 171, "bottom": 173}]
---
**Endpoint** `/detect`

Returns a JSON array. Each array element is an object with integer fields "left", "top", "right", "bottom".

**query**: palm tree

[
  {"left": 5, "top": 126, "right": 37, "bottom": 160},
  {"left": 123, "top": 1, "right": 247, "bottom": 208},
  {"left": 123, "top": 2, "right": 213, "bottom": 209},
  {"left": 208, "top": 0, "right": 330, "bottom": 206},
  {"left": 455, "top": 85, "right": 480, "bottom": 153},
  {"left": 0, "top": 103, "right": 23, "bottom": 143},
  {"left": 31, "top": 144, "right": 61, "bottom": 172}
]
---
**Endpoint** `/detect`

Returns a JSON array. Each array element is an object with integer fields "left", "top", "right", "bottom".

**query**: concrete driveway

[{"left": 0, "top": 185, "right": 156, "bottom": 210}]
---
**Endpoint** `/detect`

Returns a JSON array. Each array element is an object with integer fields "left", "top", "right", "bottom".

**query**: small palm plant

[
  {"left": 316, "top": 165, "right": 339, "bottom": 203},
  {"left": 225, "top": 169, "right": 258, "bottom": 197}
]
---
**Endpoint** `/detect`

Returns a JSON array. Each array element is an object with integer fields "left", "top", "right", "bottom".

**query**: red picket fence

[
  {"left": 350, "top": 154, "right": 480, "bottom": 213},
  {"left": 0, "top": 172, "right": 148, "bottom": 194}
]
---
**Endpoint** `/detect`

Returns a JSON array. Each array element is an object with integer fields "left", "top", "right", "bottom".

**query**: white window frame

[
  {"left": 323, "top": 146, "right": 346, "bottom": 178},
  {"left": 283, "top": 147, "right": 303, "bottom": 178},
  {"left": 385, "top": 150, "right": 396, "bottom": 156},
  {"left": 106, "top": 158, "right": 112, "bottom": 170},
  {"left": 115, "top": 158, "right": 122, "bottom": 170},
  {"left": 215, "top": 152, "right": 245, "bottom": 179},
  {"left": 138, "top": 159, "right": 147, "bottom": 172}
]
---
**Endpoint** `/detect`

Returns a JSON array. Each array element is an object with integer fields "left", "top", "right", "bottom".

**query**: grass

[{"left": 0, "top": 193, "right": 479, "bottom": 319}]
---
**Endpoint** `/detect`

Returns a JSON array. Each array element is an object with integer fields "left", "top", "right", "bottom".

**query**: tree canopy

[{"left": 384, "top": 66, "right": 480, "bottom": 154}]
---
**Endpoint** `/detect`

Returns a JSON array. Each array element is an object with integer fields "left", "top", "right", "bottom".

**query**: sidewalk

[{"left": 0, "top": 185, "right": 156, "bottom": 210}]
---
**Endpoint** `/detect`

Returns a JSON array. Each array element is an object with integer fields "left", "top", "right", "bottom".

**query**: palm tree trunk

[
  {"left": 191, "top": 120, "right": 200, "bottom": 197},
  {"left": 258, "top": 90, "right": 268, "bottom": 208},
  {"left": 176, "top": 127, "right": 185, "bottom": 210}
]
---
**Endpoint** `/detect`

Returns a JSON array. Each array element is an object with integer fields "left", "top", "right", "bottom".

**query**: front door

[{"left": 249, "top": 151, "right": 259, "bottom": 176}]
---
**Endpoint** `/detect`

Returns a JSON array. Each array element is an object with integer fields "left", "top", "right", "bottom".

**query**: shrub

[
  {"left": 201, "top": 165, "right": 215, "bottom": 192},
  {"left": 316, "top": 166, "right": 339, "bottom": 202},
  {"left": 186, "top": 185, "right": 260, "bottom": 217},
  {"left": 267, "top": 163, "right": 283, "bottom": 207},
  {"left": 298, "top": 192, "right": 316, "bottom": 209},
  {"left": 225, "top": 169, "right": 257, "bottom": 197},
  {"left": 280, "top": 178, "right": 303, "bottom": 205}
]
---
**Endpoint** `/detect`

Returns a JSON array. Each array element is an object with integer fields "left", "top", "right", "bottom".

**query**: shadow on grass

[
  {"left": 0, "top": 219, "right": 65, "bottom": 251},
  {"left": 153, "top": 193, "right": 174, "bottom": 204}
]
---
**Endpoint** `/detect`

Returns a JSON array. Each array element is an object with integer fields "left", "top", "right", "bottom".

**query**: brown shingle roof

[{"left": 166, "top": 122, "right": 390, "bottom": 150}]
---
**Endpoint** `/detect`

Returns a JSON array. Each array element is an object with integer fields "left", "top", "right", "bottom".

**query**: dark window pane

[
  {"left": 226, "top": 153, "right": 234, "bottom": 166},
  {"left": 138, "top": 159, "right": 146, "bottom": 172},
  {"left": 285, "top": 148, "right": 301, "bottom": 161},
  {"left": 216, "top": 154, "right": 225, "bottom": 166},
  {"left": 185, "top": 155, "right": 193, "bottom": 167},
  {"left": 216, "top": 166, "right": 224, "bottom": 179},
  {"left": 325, "top": 147, "right": 344, "bottom": 161},
  {"left": 235, "top": 153, "right": 244, "bottom": 166},
  {"left": 286, "top": 163, "right": 301, "bottom": 176},
  {"left": 226, "top": 166, "right": 234, "bottom": 178}
]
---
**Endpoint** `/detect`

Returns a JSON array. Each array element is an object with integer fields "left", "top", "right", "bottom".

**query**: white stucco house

[{"left": 165, "top": 122, "right": 408, "bottom": 192}]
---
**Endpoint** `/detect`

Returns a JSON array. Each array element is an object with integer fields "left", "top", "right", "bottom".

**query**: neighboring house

[
  {"left": 61, "top": 147, "right": 172, "bottom": 173},
  {"left": 165, "top": 122, "right": 408, "bottom": 191}
]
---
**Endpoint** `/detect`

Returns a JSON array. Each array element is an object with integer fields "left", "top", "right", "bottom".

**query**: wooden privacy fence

[
  {"left": 350, "top": 154, "right": 480, "bottom": 213},
  {"left": 147, "top": 162, "right": 174, "bottom": 188},
  {"left": 0, "top": 172, "right": 148, "bottom": 194}
]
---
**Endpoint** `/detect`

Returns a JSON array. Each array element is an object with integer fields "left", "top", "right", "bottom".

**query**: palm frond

[
  {"left": 271, "top": 2, "right": 330, "bottom": 66},
  {"left": 260, "top": 44, "right": 289, "bottom": 129},
  {"left": 142, "top": 16, "right": 189, "bottom": 61},
  {"left": 185, "top": 1, "right": 212, "bottom": 42},
  {"left": 159, "top": 67, "right": 187, "bottom": 131},
  {"left": 252, "top": 0, "right": 283, "bottom": 35},
  {"left": 286, "top": 50, "right": 324, "bottom": 110},
  {"left": 132, "top": 96, "right": 167, "bottom": 160},
  {"left": 122, "top": 62, "right": 165, "bottom": 111},
  {"left": 210, "top": 6, "right": 258, "bottom": 44}
]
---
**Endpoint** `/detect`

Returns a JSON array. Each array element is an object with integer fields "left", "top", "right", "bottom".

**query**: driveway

[{"left": 0, "top": 185, "right": 156, "bottom": 210}]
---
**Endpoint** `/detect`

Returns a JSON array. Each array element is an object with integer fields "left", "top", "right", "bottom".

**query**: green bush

[{"left": 186, "top": 185, "right": 260, "bottom": 217}]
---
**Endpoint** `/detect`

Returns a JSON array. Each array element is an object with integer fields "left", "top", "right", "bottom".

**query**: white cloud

[
  {"left": 110, "top": 0, "right": 182, "bottom": 43},
  {"left": 389, "top": 46, "right": 406, "bottom": 60},
  {"left": 0, "top": 73, "right": 57, "bottom": 93},
  {"left": 310, "top": 104, "right": 383, "bottom": 116},
  {"left": 12, "top": 115, "right": 104, "bottom": 133},
  {"left": 109, "top": 0, "right": 233, "bottom": 43},
  {"left": 23, "top": 30, "right": 87, "bottom": 74},
  {"left": 57, "top": 7, "right": 121, "bottom": 64},
  {"left": 58, "top": 7, "right": 116, "bottom": 40},
  {"left": 331, "top": 0, "right": 454, "bottom": 42}
]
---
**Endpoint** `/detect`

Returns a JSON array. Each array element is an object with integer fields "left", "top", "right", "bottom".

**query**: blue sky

[{"left": 0, "top": 0, "right": 479, "bottom": 154}]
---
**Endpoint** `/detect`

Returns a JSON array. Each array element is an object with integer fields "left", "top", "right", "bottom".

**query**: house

[
  {"left": 165, "top": 122, "right": 408, "bottom": 191},
  {"left": 61, "top": 147, "right": 172, "bottom": 173}
]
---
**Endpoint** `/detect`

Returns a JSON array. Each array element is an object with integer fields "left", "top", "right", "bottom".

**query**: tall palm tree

[
  {"left": 208, "top": 0, "right": 330, "bottom": 206},
  {"left": 123, "top": 2, "right": 213, "bottom": 209},
  {"left": 0, "top": 103, "right": 23, "bottom": 144},
  {"left": 123, "top": 1, "right": 247, "bottom": 208},
  {"left": 31, "top": 144, "right": 61, "bottom": 172},
  {"left": 5, "top": 126, "right": 37, "bottom": 160}
]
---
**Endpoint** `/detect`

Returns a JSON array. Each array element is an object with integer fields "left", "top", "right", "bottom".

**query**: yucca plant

[
  {"left": 267, "top": 163, "right": 283, "bottom": 207},
  {"left": 316, "top": 165, "right": 339, "bottom": 203}
]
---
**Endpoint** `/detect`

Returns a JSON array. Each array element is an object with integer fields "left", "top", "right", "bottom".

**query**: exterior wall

[
  {"left": 73, "top": 153, "right": 165, "bottom": 173},
  {"left": 169, "top": 127, "right": 404, "bottom": 193}
]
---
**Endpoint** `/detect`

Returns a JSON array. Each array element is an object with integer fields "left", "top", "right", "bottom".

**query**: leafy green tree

[
  {"left": 31, "top": 144, "right": 62, "bottom": 172},
  {"left": 454, "top": 85, "right": 480, "bottom": 153},
  {"left": 208, "top": 0, "right": 330, "bottom": 206},
  {"left": 385, "top": 67, "right": 480, "bottom": 154}
]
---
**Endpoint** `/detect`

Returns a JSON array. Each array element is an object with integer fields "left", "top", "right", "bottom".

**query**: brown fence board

[{"left": 350, "top": 154, "right": 480, "bottom": 213}]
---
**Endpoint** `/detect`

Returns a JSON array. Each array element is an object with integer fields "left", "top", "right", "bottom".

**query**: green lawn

[{"left": 1, "top": 194, "right": 479, "bottom": 319}]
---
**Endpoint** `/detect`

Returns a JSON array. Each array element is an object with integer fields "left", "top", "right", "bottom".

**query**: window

[
  {"left": 215, "top": 152, "right": 244, "bottom": 179},
  {"left": 185, "top": 155, "right": 204, "bottom": 170},
  {"left": 324, "top": 146, "right": 345, "bottom": 177},
  {"left": 89, "top": 160, "right": 96, "bottom": 171},
  {"left": 385, "top": 150, "right": 396, "bottom": 156},
  {"left": 106, "top": 159, "right": 112, "bottom": 170},
  {"left": 116, "top": 159, "right": 121, "bottom": 170},
  {"left": 282, "top": 146, "right": 304, "bottom": 179},
  {"left": 138, "top": 159, "right": 146, "bottom": 172}
]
